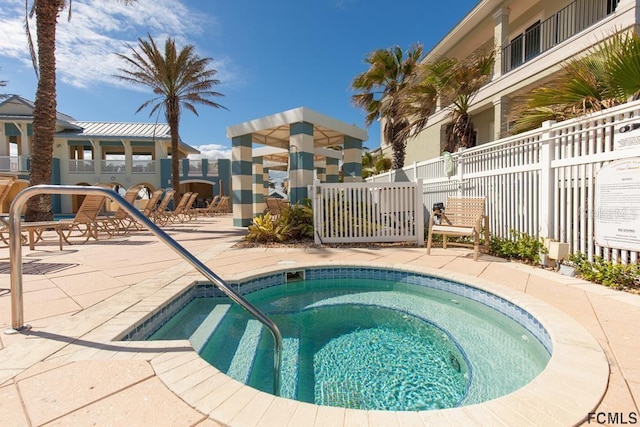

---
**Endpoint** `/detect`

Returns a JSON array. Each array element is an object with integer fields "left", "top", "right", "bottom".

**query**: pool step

[
  {"left": 280, "top": 338, "right": 300, "bottom": 399},
  {"left": 189, "top": 304, "right": 231, "bottom": 353},
  {"left": 227, "top": 320, "right": 263, "bottom": 383}
]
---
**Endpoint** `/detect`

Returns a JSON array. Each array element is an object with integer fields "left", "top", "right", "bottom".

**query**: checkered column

[
  {"left": 232, "top": 134, "right": 253, "bottom": 227},
  {"left": 342, "top": 136, "right": 363, "bottom": 182},
  {"left": 289, "top": 122, "right": 314, "bottom": 204},
  {"left": 316, "top": 167, "right": 326, "bottom": 183},
  {"left": 253, "top": 156, "right": 265, "bottom": 217},
  {"left": 325, "top": 158, "right": 339, "bottom": 183}
]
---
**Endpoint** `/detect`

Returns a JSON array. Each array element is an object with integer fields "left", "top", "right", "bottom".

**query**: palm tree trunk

[
  {"left": 26, "top": 0, "right": 62, "bottom": 222},
  {"left": 167, "top": 101, "right": 181, "bottom": 206}
]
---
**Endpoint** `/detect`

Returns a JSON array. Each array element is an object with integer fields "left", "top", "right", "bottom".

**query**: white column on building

[
  {"left": 493, "top": 7, "right": 510, "bottom": 79},
  {"left": 493, "top": 97, "right": 509, "bottom": 141}
]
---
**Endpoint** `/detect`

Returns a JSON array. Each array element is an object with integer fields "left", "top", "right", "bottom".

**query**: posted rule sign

[{"left": 595, "top": 158, "right": 640, "bottom": 251}]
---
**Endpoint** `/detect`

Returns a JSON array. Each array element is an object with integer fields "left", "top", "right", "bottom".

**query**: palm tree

[
  {"left": 116, "top": 35, "right": 227, "bottom": 204},
  {"left": 351, "top": 44, "right": 423, "bottom": 169},
  {"left": 511, "top": 32, "right": 640, "bottom": 133},
  {"left": 407, "top": 50, "right": 494, "bottom": 152},
  {"left": 24, "top": 1, "right": 135, "bottom": 222}
]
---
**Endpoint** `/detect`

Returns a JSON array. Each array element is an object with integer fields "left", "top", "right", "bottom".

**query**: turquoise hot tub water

[{"left": 143, "top": 269, "right": 550, "bottom": 411}]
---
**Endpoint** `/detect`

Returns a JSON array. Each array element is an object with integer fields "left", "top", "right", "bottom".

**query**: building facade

[
  {"left": 393, "top": 0, "right": 630, "bottom": 163},
  {"left": 0, "top": 95, "right": 230, "bottom": 213}
]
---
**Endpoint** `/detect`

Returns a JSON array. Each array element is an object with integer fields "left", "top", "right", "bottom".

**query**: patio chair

[
  {"left": 195, "top": 195, "right": 220, "bottom": 217},
  {"left": 264, "top": 197, "right": 289, "bottom": 217},
  {"left": 214, "top": 196, "right": 231, "bottom": 215},
  {"left": 149, "top": 189, "right": 176, "bottom": 225},
  {"left": 103, "top": 185, "right": 143, "bottom": 233},
  {"left": 0, "top": 175, "right": 22, "bottom": 245},
  {"left": 142, "top": 189, "right": 165, "bottom": 222},
  {"left": 163, "top": 191, "right": 191, "bottom": 223},
  {"left": 426, "top": 196, "right": 489, "bottom": 261},
  {"left": 178, "top": 192, "right": 199, "bottom": 222},
  {"left": 21, "top": 186, "right": 118, "bottom": 249}
]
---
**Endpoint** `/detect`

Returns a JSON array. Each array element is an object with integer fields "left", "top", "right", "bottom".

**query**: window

[{"left": 510, "top": 21, "right": 541, "bottom": 70}]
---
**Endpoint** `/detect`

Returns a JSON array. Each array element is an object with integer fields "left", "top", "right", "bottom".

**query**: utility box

[{"left": 548, "top": 241, "right": 570, "bottom": 261}]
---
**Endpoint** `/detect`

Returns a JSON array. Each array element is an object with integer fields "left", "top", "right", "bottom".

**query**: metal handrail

[{"left": 6, "top": 185, "right": 283, "bottom": 395}]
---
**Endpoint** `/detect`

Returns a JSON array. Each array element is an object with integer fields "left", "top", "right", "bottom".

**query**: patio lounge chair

[
  {"left": 103, "top": 185, "right": 143, "bottom": 233},
  {"left": 178, "top": 192, "right": 199, "bottom": 222},
  {"left": 195, "top": 195, "right": 220, "bottom": 217},
  {"left": 148, "top": 189, "right": 175, "bottom": 226},
  {"left": 20, "top": 186, "right": 118, "bottom": 249},
  {"left": 426, "top": 196, "right": 489, "bottom": 261},
  {"left": 163, "top": 192, "right": 193, "bottom": 223},
  {"left": 0, "top": 175, "right": 22, "bottom": 245},
  {"left": 142, "top": 189, "right": 165, "bottom": 222}
]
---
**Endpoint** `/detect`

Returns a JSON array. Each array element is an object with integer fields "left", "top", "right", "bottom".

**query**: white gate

[{"left": 312, "top": 180, "right": 424, "bottom": 245}]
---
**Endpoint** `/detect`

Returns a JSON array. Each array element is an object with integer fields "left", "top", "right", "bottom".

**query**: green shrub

[
  {"left": 246, "top": 199, "right": 314, "bottom": 243},
  {"left": 489, "top": 229, "right": 546, "bottom": 264},
  {"left": 566, "top": 253, "right": 640, "bottom": 290}
]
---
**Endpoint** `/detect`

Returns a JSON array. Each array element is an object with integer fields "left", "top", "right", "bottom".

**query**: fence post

[
  {"left": 539, "top": 120, "right": 556, "bottom": 240},
  {"left": 456, "top": 147, "right": 465, "bottom": 196},
  {"left": 416, "top": 179, "right": 425, "bottom": 246},
  {"left": 312, "top": 180, "right": 322, "bottom": 245}
]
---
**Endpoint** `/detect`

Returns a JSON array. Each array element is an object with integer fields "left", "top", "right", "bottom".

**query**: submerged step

[
  {"left": 280, "top": 338, "right": 300, "bottom": 399},
  {"left": 189, "top": 304, "right": 231, "bottom": 353},
  {"left": 227, "top": 320, "right": 263, "bottom": 383}
]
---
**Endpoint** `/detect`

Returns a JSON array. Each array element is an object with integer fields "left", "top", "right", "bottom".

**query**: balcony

[
  {"left": 502, "top": 0, "right": 620, "bottom": 74},
  {"left": 68, "top": 159, "right": 95, "bottom": 174},
  {"left": 132, "top": 160, "right": 156, "bottom": 174},
  {"left": 0, "top": 156, "right": 29, "bottom": 173},
  {"left": 101, "top": 160, "right": 126, "bottom": 174}
]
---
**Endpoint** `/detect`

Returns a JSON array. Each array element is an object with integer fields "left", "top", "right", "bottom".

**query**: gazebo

[{"left": 227, "top": 107, "right": 368, "bottom": 227}]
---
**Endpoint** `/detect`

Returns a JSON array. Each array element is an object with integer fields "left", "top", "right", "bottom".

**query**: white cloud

[
  {"left": 0, "top": 0, "right": 232, "bottom": 89},
  {"left": 189, "top": 143, "right": 231, "bottom": 160}
]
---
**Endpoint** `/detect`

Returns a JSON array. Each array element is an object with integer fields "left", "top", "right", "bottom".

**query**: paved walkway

[{"left": 0, "top": 215, "right": 638, "bottom": 426}]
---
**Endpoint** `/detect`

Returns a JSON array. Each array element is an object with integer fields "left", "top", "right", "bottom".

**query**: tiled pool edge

[
  {"left": 121, "top": 266, "right": 552, "bottom": 354},
  {"left": 117, "top": 261, "right": 609, "bottom": 426}
]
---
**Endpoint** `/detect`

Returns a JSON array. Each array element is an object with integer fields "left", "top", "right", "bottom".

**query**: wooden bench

[{"left": 426, "top": 197, "right": 489, "bottom": 261}]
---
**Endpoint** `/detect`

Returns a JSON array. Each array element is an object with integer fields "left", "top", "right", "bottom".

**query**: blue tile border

[{"left": 121, "top": 267, "right": 552, "bottom": 354}]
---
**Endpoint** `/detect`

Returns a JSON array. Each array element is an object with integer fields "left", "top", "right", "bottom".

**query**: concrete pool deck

[{"left": 0, "top": 215, "right": 638, "bottom": 426}]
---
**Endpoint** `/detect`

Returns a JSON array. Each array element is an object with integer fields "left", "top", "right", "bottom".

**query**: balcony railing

[
  {"left": 187, "top": 159, "right": 202, "bottom": 176},
  {"left": 132, "top": 160, "right": 156, "bottom": 174},
  {"left": 68, "top": 159, "right": 95, "bottom": 173},
  {"left": 502, "top": 0, "right": 620, "bottom": 74},
  {"left": 0, "top": 156, "right": 28, "bottom": 172},
  {"left": 207, "top": 160, "right": 219, "bottom": 177},
  {"left": 101, "top": 160, "right": 126, "bottom": 174}
]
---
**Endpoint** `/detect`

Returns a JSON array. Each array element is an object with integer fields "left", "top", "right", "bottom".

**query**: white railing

[
  {"left": 188, "top": 160, "right": 202, "bottom": 176},
  {"left": 0, "top": 156, "right": 28, "bottom": 172},
  {"left": 368, "top": 99, "right": 640, "bottom": 263},
  {"left": 132, "top": 160, "right": 155, "bottom": 174},
  {"left": 207, "top": 159, "right": 219, "bottom": 177},
  {"left": 312, "top": 180, "right": 424, "bottom": 245},
  {"left": 68, "top": 159, "right": 95, "bottom": 173},
  {"left": 102, "top": 160, "right": 125, "bottom": 173}
]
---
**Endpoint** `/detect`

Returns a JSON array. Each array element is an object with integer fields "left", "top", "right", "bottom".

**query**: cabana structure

[{"left": 227, "top": 107, "right": 368, "bottom": 227}]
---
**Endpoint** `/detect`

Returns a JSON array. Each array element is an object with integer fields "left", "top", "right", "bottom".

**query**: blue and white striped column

[
  {"left": 316, "top": 167, "right": 326, "bottom": 183},
  {"left": 253, "top": 156, "right": 265, "bottom": 217},
  {"left": 325, "top": 158, "right": 339, "bottom": 183},
  {"left": 232, "top": 134, "right": 253, "bottom": 227},
  {"left": 263, "top": 168, "right": 270, "bottom": 198},
  {"left": 342, "top": 136, "right": 363, "bottom": 182},
  {"left": 289, "top": 122, "right": 314, "bottom": 204}
]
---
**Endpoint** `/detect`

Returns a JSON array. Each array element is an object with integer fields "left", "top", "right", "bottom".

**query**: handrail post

[{"left": 6, "top": 185, "right": 282, "bottom": 395}]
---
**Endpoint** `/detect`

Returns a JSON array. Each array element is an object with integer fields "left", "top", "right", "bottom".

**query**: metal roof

[{"left": 68, "top": 121, "right": 172, "bottom": 138}]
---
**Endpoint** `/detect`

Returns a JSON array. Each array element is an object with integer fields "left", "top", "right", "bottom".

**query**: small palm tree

[
  {"left": 116, "top": 35, "right": 227, "bottom": 204},
  {"left": 351, "top": 45, "right": 423, "bottom": 169},
  {"left": 408, "top": 50, "right": 494, "bottom": 152},
  {"left": 24, "top": 0, "right": 135, "bottom": 222},
  {"left": 511, "top": 32, "right": 640, "bottom": 133}
]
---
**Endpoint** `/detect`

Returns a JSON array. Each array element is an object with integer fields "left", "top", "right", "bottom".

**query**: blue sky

[{"left": 0, "top": 0, "right": 478, "bottom": 159}]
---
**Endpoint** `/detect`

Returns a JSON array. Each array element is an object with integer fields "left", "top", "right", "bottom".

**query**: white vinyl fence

[
  {"left": 368, "top": 99, "right": 640, "bottom": 263},
  {"left": 312, "top": 180, "right": 424, "bottom": 245}
]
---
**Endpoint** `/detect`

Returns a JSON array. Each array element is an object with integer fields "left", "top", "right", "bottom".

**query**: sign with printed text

[{"left": 595, "top": 158, "right": 640, "bottom": 251}]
